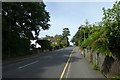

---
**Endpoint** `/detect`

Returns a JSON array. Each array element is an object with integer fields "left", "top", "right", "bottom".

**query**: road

[{"left": 2, "top": 47, "right": 105, "bottom": 79}]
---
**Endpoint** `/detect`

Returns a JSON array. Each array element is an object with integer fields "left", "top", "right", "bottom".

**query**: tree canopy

[
  {"left": 72, "top": 1, "right": 120, "bottom": 59},
  {"left": 62, "top": 28, "right": 70, "bottom": 46},
  {"left": 2, "top": 2, "right": 50, "bottom": 58},
  {"left": 2, "top": 2, "right": 50, "bottom": 39}
]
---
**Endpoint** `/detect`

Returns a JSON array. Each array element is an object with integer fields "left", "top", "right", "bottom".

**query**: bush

[
  {"left": 36, "top": 40, "right": 52, "bottom": 50},
  {"left": 112, "top": 76, "right": 120, "bottom": 79},
  {"left": 92, "top": 63, "right": 100, "bottom": 71},
  {"left": 51, "top": 44, "right": 60, "bottom": 50},
  {"left": 3, "top": 37, "right": 30, "bottom": 59}
]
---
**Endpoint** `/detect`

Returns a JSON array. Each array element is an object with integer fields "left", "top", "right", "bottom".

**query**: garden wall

[{"left": 81, "top": 48, "right": 120, "bottom": 78}]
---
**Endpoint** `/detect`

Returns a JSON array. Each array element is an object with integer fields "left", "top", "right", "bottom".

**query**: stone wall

[{"left": 81, "top": 48, "right": 120, "bottom": 78}]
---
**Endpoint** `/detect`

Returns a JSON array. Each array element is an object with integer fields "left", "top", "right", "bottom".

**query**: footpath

[{"left": 64, "top": 47, "right": 105, "bottom": 78}]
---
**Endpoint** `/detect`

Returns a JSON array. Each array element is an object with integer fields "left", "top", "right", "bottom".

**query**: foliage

[
  {"left": 2, "top": 2, "right": 50, "bottom": 58},
  {"left": 42, "top": 28, "right": 71, "bottom": 48},
  {"left": 92, "top": 63, "right": 100, "bottom": 71},
  {"left": 61, "top": 39, "right": 67, "bottom": 47},
  {"left": 2, "top": 2, "right": 50, "bottom": 39},
  {"left": 102, "top": 1, "right": 120, "bottom": 59},
  {"left": 72, "top": 2, "right": 120, "bottom": 76},
  {"left": 71, "top": 25, "right": 84, "bottom": 46},
  {"left": 51, "top": 44, "right": 60, "bottom": 50},
  {"left": 62, "top": 28, "right": 70, "bottom": 46},
  {"left": 36, "top": 40, "right": 52, "bottom": 50},
  {"left": 62, "top": 28, "right": 70, "bottom": 37},
  {"left": 112, "top": 76, "right": 120, "bottom": 79},
  {"left": 43, "top": 34, "right": 63, "bottom": 49},
  {"left": 54, "top": 34, "right": 63, "bottom": 45},
  {"left": 43, "top": 35, "right": 51, "bottom": 40},
  {"left": 72, "top": 1, "right": 120, "bottom": 59}
]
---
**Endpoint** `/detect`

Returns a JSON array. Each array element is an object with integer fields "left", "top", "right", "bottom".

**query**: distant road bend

[{"left": 2, "top": 47, "right": 105, "bottom": 78}]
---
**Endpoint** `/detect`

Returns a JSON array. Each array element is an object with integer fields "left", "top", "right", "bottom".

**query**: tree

[
  {"left": 72, "top": 1, "right": 120, "bottom": 74},
  {"left": 62, "top": 28, "right": 70, "bottom": 46},
  {"left": 102, "top": 1, "right": 120, "bottom": 59},
  {"left": 2, "top": 2, "right": 50, "bottom": 58},
  {"left": 36, "top": 40, "right": 51, "bottom": 51},
  {"left": 62, "top": 28, "right": 70, "bottom": 38},
  {"left": 43, "top": 35, "right": 51, "bottom": 40},
  {"left": 71, "top": 25, "right": 84, "bottom": 46},
  {"left": 71, "top": 21, "right": 91, "bottom": 47},
  {"left": 54, "top": 34, "right": 62, "bottom": 46}
]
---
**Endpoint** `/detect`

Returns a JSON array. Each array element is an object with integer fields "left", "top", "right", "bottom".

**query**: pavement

[
  {"left": 64, "top": 47, "right": 105, "bottom": 78},
  {"left": 2, "top": 47, "right": 105, "bottom": 79}
]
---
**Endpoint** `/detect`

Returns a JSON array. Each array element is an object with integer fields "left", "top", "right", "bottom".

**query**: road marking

[
  {"left": 18, "top": 60, "right": 39, "bottom": 69},
  {"left": 65, "top": 58, "right": 71, "bottom": 78},
  {"left": 59, "top": 53, "right": 72, "bottom": 80}
]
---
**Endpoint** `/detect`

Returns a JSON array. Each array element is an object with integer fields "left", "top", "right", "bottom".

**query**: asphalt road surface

[{"left": 2, "top": 47, "right": 105, "bottom": 79}]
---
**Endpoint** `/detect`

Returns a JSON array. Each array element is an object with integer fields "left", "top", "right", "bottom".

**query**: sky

[{"left": 38, "top": 2, "right": 114, "bottom": 45}]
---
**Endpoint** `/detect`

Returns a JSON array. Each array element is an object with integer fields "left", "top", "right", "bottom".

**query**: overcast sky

[{"left": 38, "top": 2, "right": 114, "bottom": 44}]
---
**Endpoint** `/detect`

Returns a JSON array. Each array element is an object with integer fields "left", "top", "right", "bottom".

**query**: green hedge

[
  {"left": 36, "top": 40, "right": 52, "bottom": 50},
  {"left": 3, "top": 37, "right": 30, "bottom": 59}
]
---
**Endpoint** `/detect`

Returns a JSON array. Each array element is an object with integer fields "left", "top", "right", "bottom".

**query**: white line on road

[{"left": 18, "top": 60, "right": 39, "bottom": 69}]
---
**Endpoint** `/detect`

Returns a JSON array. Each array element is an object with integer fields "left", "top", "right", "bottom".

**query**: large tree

[
  {"left": 62, "top": 28, "right": 70, "bottom": 46},
  {"left": 102, "top": 1, "right": 120, "bottom": 59},
  {"left": 72, "top": 1, "right": 120, "bottom": 74},
  {"left": 2, "top": 2, "right": 50, "bottom": 58}
]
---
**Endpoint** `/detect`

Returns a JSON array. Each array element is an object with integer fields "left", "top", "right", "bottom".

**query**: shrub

[{"left": 92, "top": 63, "right": 100, "bottom": 71}]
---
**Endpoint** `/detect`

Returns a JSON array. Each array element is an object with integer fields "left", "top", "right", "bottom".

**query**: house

[{"left": 49, "top": 37, "right": 58, "bottom": 45}]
